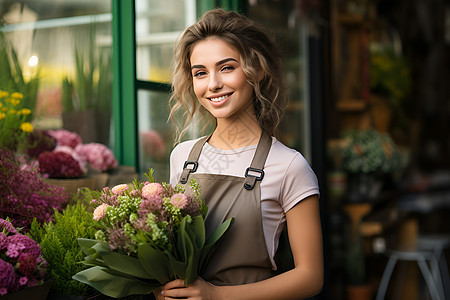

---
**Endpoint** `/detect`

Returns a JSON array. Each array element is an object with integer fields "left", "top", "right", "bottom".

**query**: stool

[
  {"left": 417, "top": 235, "right": 450, "bottom": 299},
  {"left": 375, "top": 249, "right": 446, "bottom": 300}
]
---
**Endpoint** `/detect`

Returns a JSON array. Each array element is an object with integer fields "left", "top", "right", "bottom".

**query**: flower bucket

[
  {"left": 43, "top": 177, "right": 97, "bottom": 195},
  {"left": 0, "top": 281, "right": 51, "bottom": 300}
]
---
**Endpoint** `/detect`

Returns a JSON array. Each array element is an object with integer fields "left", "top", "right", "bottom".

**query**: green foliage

[
  {"left": 61, "top": 26, "right": 112, "bottom": 113},
  {"left": 0, "top": 30, "right": 39, "bottom": 119},
  {"left": 370, "top": 46, "right": 411, "bottom": 110},
  {"left": 28, "top": 202, "right": 98, "bottom": 296}
]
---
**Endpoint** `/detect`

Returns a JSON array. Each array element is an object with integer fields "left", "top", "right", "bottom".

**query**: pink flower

[
  {"left": 0, "top": 287, "right": 7, "bottom": 295},
  {"left": 75, "top": 143, "right": 118, "bottom": 171},
  {"left": 140, "top": 198, "right": 163, "bottom": 215},
  {"left": 111, "top": 184, "right": 129, "bottom": 196},
  {"left": 170, "top": 193, "right": 189, "bottom": 209},
  {"left": 142, "top": 183, "right": 165, "bottom": 200},
  {"left": 0, "top": 219, "right": 18, "bottom": 235},
  {"left": 6, "top": 242, "right": 25, "bottom": 258},
  {"left": 19, "top": 277, "right": 28, "bottom": 286},
  {"left": 93, "top": 203, "right": 109, "bottom": 221},
  {"left": 47, "top": 129, "right": 82, "bottom": 148}
]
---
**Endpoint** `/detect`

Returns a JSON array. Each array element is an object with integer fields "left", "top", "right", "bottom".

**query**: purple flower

[
  {"left": 6, "top": 242, "right": 25, "bottom": 258},
  {"left": 0, "top": 259, "right": 17, "bottom": 293},
  {"left": 19, "top": 276, "right": 28, "bottom": 286},
  {"left": 0, "top": 219, "right": 18, "bottom": 235}
]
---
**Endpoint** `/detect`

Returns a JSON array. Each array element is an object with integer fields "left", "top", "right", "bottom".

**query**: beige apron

[{"left": 179, "top": 131, "right": 274, "bottom": 285}]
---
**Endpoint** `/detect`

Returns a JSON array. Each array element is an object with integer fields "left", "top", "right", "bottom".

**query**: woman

[{"left": 159, "top": 8, "right": 323, "bottom": 300}]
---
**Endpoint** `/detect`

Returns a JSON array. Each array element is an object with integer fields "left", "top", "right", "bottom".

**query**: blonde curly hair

[{"left": 169, "top": 8, "right": 287, "bottom": 144}]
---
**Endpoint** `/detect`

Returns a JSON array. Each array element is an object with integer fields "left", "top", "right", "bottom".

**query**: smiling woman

[{"left": 160, "top": 8, "right": 323, "bottom": 300}]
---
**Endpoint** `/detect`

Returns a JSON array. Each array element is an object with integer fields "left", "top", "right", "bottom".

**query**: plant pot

[
  {"left": 0, "top": 281, "right": 51, "bottom": 300},
  {"left": 62, "top": 110, "right": 97, "bottom": 143},
  {"left": 43, "top": 176, "right": 98, "bottom": 195},
  {"left": 346, "top": 284, "right": 372, "bottom": 300}
]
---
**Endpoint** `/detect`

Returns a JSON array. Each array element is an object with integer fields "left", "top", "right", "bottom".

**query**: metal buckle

[
  {"left": 244, "top": 167, "right": 264, "bottom": 181},
  {"left": 183, "top": 161, "right": 198, "bottom": 173}
]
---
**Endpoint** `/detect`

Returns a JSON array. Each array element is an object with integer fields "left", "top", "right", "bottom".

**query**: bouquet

[
  {"left": 0, "top": 218, "right": 48, "bottom": 296},
  {"left": 73, "top": 170, "right": 233, "bottom": 298}
]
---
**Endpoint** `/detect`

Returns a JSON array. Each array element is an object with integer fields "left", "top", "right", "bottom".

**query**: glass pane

[
  {"left": 1, "top": 1, "right": 113, "bottom": 147},
  {"left": 248, "top": 0, "right": 310, "bottom": 160},
  {"left": 138, "top": 89, "right": 174, "bottom": 182},
  {"left": 135, "top": 0, "right": 196, "bottom": 82}
]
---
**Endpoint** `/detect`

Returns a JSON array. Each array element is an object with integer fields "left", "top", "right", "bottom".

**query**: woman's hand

[{"left": 161, "top": 277, "right": 219, "bottom": 300}]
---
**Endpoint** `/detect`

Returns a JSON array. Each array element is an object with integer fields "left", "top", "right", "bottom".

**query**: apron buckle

[
  {"left": 180, "top": 161, "right": 199, "bottom": 184},
  {"left": 244, "top": 167, "right": 265, "bottom": 190}
]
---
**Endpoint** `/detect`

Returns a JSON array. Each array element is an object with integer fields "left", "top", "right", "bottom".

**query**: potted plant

[
  {"left": 61, "top": 27, "right": 112, "bottom": 146},
  {"left": 0, "top": 218, "right": 50, "bottom": 299},
  {"left": 28, "top": 201, "right": 98, "bottom": 299},
  {"left": 340, "top": 129, "right": 405, "bottom": 202},
  {"left": 369, "top": 45, "right": 411, "bottom": 134}
]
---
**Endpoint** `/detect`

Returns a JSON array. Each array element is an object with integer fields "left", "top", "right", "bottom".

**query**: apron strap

[
  {"left": 243, "top": 131, "right": 272, "bottom": 190},
  {"left": 179, "top": 134, "right": 211, "bottom": 184},
  {"left": 179, "top": 131, "right": 272, "bottom": 189}
]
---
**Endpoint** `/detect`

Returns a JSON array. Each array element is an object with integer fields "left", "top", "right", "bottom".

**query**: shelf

[{"left": 337, "top": 99, "right": 368, "bottom": 112}]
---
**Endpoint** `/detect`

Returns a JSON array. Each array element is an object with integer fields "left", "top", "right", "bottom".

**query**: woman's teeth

[{"left": 210, "top": 94, "right": 229, "bottom": 102}]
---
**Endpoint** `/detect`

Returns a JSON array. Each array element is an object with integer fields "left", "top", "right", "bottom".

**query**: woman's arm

[{"left": 160, "top": 194, "right": 323, "bottom": 300}]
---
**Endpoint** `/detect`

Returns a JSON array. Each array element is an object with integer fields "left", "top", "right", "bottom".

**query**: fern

[{"left": 29, "top": 202, "right": 98, "bottom": 296}]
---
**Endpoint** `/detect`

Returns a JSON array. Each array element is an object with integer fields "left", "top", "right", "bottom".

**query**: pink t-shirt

[{"left": 170, "top": 136, "right": 319, "bottom": 269}]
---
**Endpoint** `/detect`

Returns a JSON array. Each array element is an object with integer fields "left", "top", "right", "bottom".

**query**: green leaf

[
  {"left": 102, "top": 251, "right": 153, "bottom": 279},
  {"left": 179, "top": 219, "right": 196, "bottom": 285},
  {"left": 73, "top": 266, "right": 159, "bottom": 298},
  {"left": 138, "top": 244, "right": 172, "bottom": 284},
  {"left": 164, "top": 250, "right": 187, "bottom": 279},
  {"left": 186, "top": 215, "right": 206, "bottom": 249},
  {"left": 199, "top": 218, "right": 234, "bottom": 272}
]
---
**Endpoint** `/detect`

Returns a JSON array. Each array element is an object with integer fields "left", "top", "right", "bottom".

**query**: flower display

[
  {"left": 73, "top": 169, "right": 233, "bottom": 298},
  {"left": 0, "top": 149, "right": 69, "bottom": 229},
  {"left": 0, "top": 90, "right": 34, "bottom": 152},
  {"left": 341, "top": 129, "right": 404, "bottom": 174},
  {"left": 75, "top": 142, "right": 118, "bottom": 171},
  {"left": 47, "top": 129, "right": 82, "bottom": 149},
  {"left": 0, "top": 218, "right": 48, "bottom": 296},
  {"left": 37, "top": 146, "right": 86, "bottom": 179}
]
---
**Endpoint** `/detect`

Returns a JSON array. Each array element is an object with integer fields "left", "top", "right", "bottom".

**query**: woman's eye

[
  {"left": 221, "top": 66, "right": 234, "bottom": 72},
  {"left": 193, "top": 71, "right": 206, "bottom": 77}
]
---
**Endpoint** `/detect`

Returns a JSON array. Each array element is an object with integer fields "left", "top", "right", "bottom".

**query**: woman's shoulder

[{"left": 171, "top": 136, "right": 205, "bottom": 153}]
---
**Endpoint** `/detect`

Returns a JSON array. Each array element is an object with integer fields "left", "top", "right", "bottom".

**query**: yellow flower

[
  {"left": 0, "top": 112, "right": 5, "bottom": 120},
  {"left": 1, "top": 107, "right": 7, "bottom": 112},
  {"left": 10, "top": 92, "right": 23, "bottom": 99},
  {"left": 8, "top": 109, "right": 17, "bottom": 114},
  {"left": 0, "top": 90, "right": 8, "bottom": 98},
  {"left": 20, "top": 122, "right": 34, "bottom": 132},
  {"left": 10, "top": 98, "right": 20, "bottom": 106},
  {"left": 18, "top": 108, "right": 31, "bottom": 115}
]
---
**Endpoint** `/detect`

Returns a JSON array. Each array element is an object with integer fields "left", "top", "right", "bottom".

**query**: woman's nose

[{"left": 208, "top": 73, "right": 223, "bottom": 91}]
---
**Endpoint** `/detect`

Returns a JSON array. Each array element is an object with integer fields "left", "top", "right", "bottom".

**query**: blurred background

[{"left": 1, "top": 0, "right": 449, "bottom": 299}]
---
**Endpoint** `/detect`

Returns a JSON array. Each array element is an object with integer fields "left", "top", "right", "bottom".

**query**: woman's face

[{"left": 190, "top": 37, "right": 254, "bottom": 123}]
